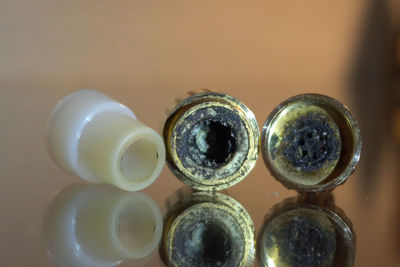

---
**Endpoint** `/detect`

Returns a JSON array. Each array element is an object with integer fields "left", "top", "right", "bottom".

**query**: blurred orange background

[{"left": 1, "top": 1, "right": 399, "bottom": 266}]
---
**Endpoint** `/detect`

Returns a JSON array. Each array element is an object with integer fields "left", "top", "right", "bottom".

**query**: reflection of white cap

[
  {"left": 47, "top": 90, "right": 165, "bottom": 191},
  {"left": 42, "top": 184, "right": 163, "bottom": 267}
]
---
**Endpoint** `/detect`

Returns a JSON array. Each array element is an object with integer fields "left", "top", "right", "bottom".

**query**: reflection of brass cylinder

[
  {"left": 161, "top": 190, "right": 255, "bottom": 267},
  {"left": 257, "top": 195, "right": 355, "bottom": 267},
  {"left": 163, "top": 92, "right": 260, "bottom": 191},
  {"left": 262, "top": 94, "right": 361, "bottom": 192}
]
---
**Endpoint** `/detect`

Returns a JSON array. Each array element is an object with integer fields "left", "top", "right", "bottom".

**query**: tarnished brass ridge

[
  {"left": 163, "top": 92, "right": 260, "bottom": 191},
  {"left": 257, "top": 194, "right": 355, "bottom": 267},
  {"left": 161, "top": 190, "right": 255, "bottom": 267},
  {"left": 262, "top": 94, "right": 361, "bottom": 192}
]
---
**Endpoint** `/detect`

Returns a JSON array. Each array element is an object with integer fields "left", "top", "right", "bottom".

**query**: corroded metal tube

[
  {"left": 262, "top": 94, "right": 361, "bottom": 192},
  {"left": 163, "top": 92, "right": 260, "bottom": 191}
]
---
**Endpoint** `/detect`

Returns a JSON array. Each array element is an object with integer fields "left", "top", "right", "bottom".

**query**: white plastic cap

[{"left": 47, "top": 90, "right": 165, "bottom": 191}]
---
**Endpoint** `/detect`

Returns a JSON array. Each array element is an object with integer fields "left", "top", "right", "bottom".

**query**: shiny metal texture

[
  {"left": 163, "top": 92, "right": 260, "bottom": 191},
  {"left": 262, "top": 94, "right": 362, "bottom": 192}
]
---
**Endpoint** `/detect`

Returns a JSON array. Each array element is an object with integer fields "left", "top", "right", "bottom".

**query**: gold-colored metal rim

[
  {"left": 261, "top": 94, "right": 362, "bottom": 192},
  {"left": 163, "top": 92, "right": 260, "bottom": 191},
  {"left": 163, "top": 191, "right": 255, "bottom": 267},
  {"left": 257, "top": 197, "right": 355, "bottom": 267}
]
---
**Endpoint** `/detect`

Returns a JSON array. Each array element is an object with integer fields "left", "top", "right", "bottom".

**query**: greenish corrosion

[
  {"left": 163, "top": 92, "right": 260, "bottom": 191},
  {"left": 161, "top": 191, "right": 255, "bottom": 267}
]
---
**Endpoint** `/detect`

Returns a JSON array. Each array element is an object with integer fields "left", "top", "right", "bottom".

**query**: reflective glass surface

[{"left": 1, "top": 1, "right": 400, "bottom": 266}]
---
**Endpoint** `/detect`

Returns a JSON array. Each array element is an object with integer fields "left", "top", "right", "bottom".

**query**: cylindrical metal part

[
  {"left": 262, "top": 94, "right": 361, "bottom": 192},
  {"left": 163, "top": 92, "right": 260, "bottom": 191}
]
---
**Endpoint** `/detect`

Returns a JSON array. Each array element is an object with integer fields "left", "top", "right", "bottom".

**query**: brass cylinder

[
  {"left": 160, "top": 190, "right": 255, "bottom": 267},
  {"left": 262, "top": 94, "right": 361, "bottom": 192},
  {"left": 257, "top": 194, "right": 355, "bottom": 267},
  {"left": 163, "top": 92, "right": 260, "bottom": 191}
]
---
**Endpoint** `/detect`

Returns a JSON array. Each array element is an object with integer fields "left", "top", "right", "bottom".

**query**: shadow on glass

[{"left": 42, "top": 183, "right": 163, "bottom": 267}]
